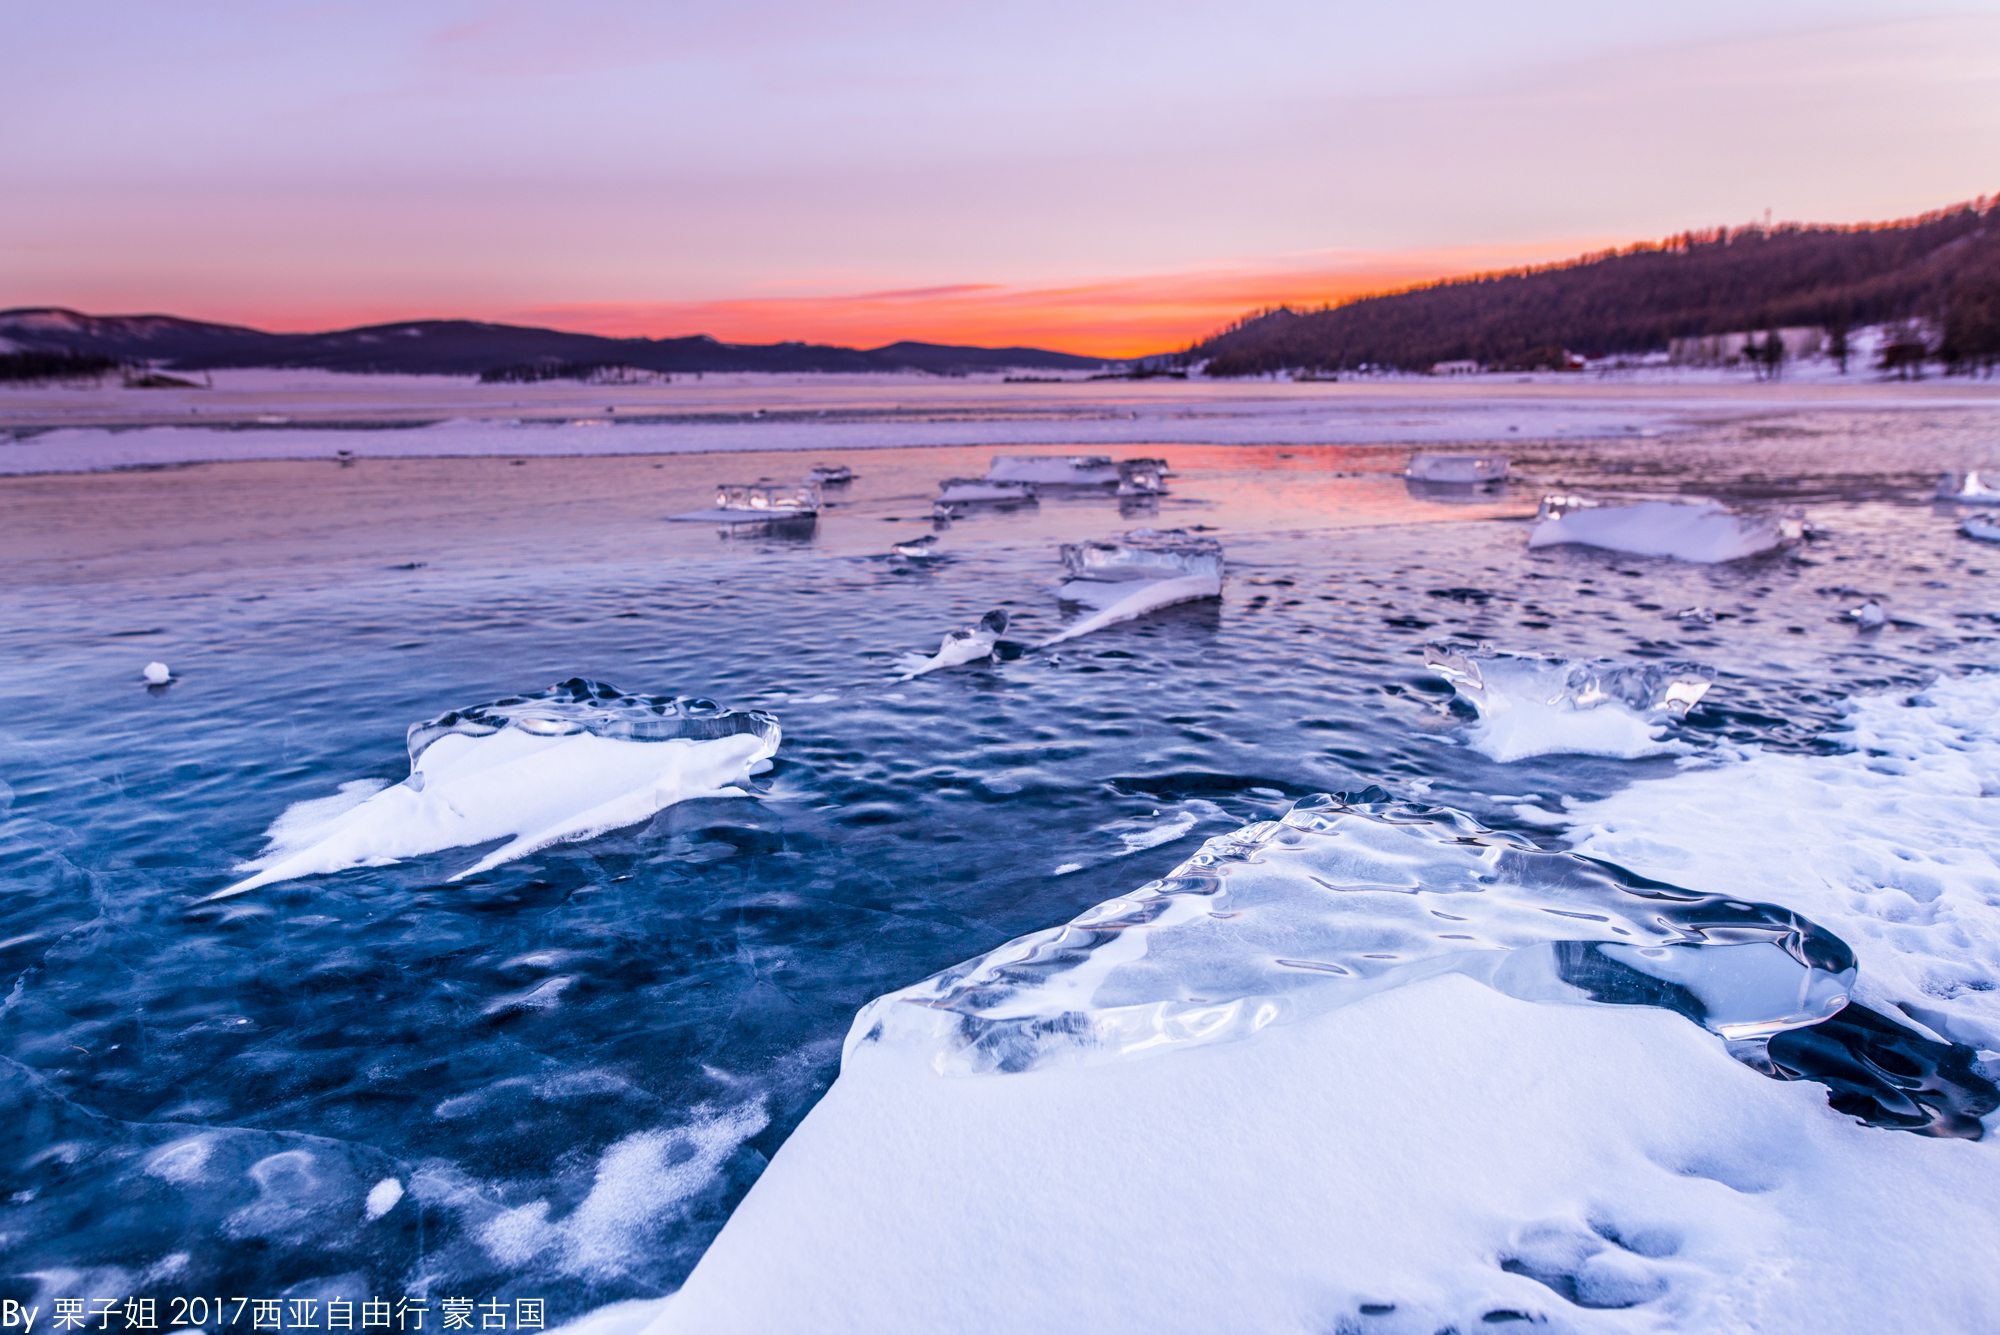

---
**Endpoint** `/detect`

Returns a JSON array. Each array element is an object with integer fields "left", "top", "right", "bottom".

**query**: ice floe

[
  {"left": 142, "top": 661, "right": 170, "bottom": 684},
  {"left": 1937, "top": 470, "right": 2000, "bottom": 504},
  {"left": 1528, "top": 493, "right": 1803, "bottom": 562},
  {"left": 221, "top": 679, "right": 779, "bottom": 893},
  {"left": 668, "top": 482, "right": 819, "bottom": 523},
  {"left": 1963, "top": 514, "right": 2000, "bottom": 543},
  {"left": 889, "top": 534, "right": 938, "bottom": 559},
  {"left": 1406, "top": 452, "right": 1508, "bottom": 483},
  {"left": 894, "top": 610, "right": 1009, "bottom": 680},
  {"left": 935, "top": 478, "right": 1037, "bottom": 504},
  {"left": 985, "top": 455, "right": 1122, "bottom": 486},
  {"left": 1040, "top": 529, "right": 1224, "bottom": 646},
  {"left": 1424, "top": 642, "right": 1713, "bottom": 761}
]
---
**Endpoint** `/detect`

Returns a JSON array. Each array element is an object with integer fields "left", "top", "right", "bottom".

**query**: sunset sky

[{"left": 4, "top": 1, "right": 1997, "bottom": 355}]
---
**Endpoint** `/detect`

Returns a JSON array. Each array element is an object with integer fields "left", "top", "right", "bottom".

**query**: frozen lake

[{"left": 4, "top": 398, "right": 2000, "bottom": 1329}]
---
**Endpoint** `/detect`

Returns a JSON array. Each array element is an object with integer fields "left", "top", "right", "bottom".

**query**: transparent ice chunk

[
  {"left": 985, "top": 455, "right": 1120, "bottom": 486},
  {"left": 1041, "top": 530, "right": 1225, "bottom": 646},
  {"left": 936, "top": 478, "right": 1037, "bottom": 503},
  {"left": 715, "top": 483, "right": 817, "bottom": 513},
  {"left": 1528, "top": 493, "right": 1803, "bottom": 562},
  {"left": 850, "top": 792, "right": 1856, "bottom": 1077},
  {"left": 805, "top": 464, "right": 853, "bottom": 485},
  {"left": 1937, "top": 471, "right": 2000, "bottom": 504},
  {"left": 1116, "top": 458, "right": 1170, "bottom": 495},
  {"left": 222, "top": 679, "right": 779, "bottom": 894},
  {"left": 1405, "top": 452, "right": 1508, "bottom": 483},
  {"left": 895, "top": 610, "right": 1009, "bottom": 680},
  {"left": 1424, "top": 642, "right": 1713, "bottom": 762}
]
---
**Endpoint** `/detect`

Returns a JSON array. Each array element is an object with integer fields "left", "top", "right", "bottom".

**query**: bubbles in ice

[
  {"left": 1040, "top": 529, "right": 1225, "bottom": 646},
  {"left": 895, "top": 610, "right": 1009, "bottom": 680},
  {"left": 142, "top": 662, "right": 171, "bottom": 685},
  {"left": 221, "top": 679, "right": 780, "bottom": 894},
  {"left": 1424, "top": 642, "right": 1713, "bottom": 762},
  {"left": 1529, "top": 494, "right": 1804, "bottom": 562},
  {"left": 850, "top": 791, "right": 1856, "bottom": 1077}
]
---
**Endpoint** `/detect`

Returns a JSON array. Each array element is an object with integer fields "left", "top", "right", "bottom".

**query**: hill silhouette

[
  {"left": 0, "top": 310, "right": 1111, "bottom": 377},
  {"left": 1187, "top": 197, "right": 2000, "bottom": 376}
]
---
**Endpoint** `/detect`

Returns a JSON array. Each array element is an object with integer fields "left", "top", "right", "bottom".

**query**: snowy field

[{"left": 4, "top": 369, "right": 1999, "bottom": 475}]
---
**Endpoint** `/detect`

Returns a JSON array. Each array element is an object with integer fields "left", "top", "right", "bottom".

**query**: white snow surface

[
  {"left": 648, "top": 674, "right": 2000, "bottom": 1335},
  {"left": 1528, "top": 500, "right": 1797, "bottom": 562},
  {"left": 221, "top": 726, "right": 776, "bottom": 894}
]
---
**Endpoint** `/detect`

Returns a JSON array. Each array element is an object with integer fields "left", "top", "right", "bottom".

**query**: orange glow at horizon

[{"left": 508, "top": 244, "right": 1599, "bottom": 357}]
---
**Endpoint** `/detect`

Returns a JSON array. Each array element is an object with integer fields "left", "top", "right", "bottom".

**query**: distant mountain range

[
  {"left": 1185, "top": 196, "right": 2000, "bottom": 375},
  {"left": 0, "top": 309, "right": 1114, "bottom": 377}
]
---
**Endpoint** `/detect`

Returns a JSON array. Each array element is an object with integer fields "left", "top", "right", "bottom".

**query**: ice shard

[
  {"left": 220, "top": 679, "right": 779, "bottom": 894},
  {"left": 935, "top": 478, "right": 1037, "bottom": 504},
  {"left": 1937, "top": 471, "right": 2000, "bottom": 504},
  {"left": 985, "top": 455, "right": 1120, "bottom": 486},
  {"left": 1424, "top": 642, "right": 1713, "bottom": 761},
  {"left": 849, "top": 791, "right": 1856, "bottom": 1078},
  {"left": 669, "top": 482, "right": 819, "bottom": 522},
  {"left": 895, "top": 610, "right": 1009, "bottom": 680},
  {"left": 1040, "top": 529, "right": 1224, "bottom": 646},
  {"left": 1528, "top": 493, "right": 1803, "bottom": 562},
  {"left": 1405, "top": 452, "right": 1508, "bottom": 484},
  {"left": 1963, "top": 515, "right": 2000, "bottom": 543}
]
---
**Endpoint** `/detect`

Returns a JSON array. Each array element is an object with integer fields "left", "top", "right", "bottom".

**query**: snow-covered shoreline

[
  {"left": 4, "top": 371, "right": 1996, "bottom": 476},
  {"left": 648, "top": 674, "right": 2000, "bottom": 1335}
]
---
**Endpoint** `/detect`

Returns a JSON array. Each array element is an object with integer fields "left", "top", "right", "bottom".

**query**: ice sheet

[
  {"left": 1425, "top": 642, "right": 1713, "bottom": 762},
  {"left": 1528, "top": 495, "right": 1803, "bottom": 562},
  {"left": 222, "top": 679, "right": 778, "bottom": 892}
]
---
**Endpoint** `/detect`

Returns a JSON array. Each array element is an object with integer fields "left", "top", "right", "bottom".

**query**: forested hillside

[{"left": 1189, "top": 198, "right": 2000, "bottom": 376}]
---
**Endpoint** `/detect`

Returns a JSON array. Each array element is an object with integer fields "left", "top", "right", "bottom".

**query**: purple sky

[{"left": 3, "top": 1, "right": 1995, "bottom": 353}]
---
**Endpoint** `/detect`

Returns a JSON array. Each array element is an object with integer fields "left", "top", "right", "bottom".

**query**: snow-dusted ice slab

[
  {"left": 894, "top": 610, "right": 1008, "bottom": 680},
  {"left": 1041, "top": 529, "right": 1224, "bottom": 646},
  {"left": 985, "top": 454, "right": 1121, "bottom": 486},
  {"left": 1425, "top": 642, "right": 1712, "bottom": 761},
  {"left": 1405, "top": 451, "right": 1508, "bottom": 483},
  {"left": 221, "top": 679, "right": 778, "bottom": 893},
  {"left": 1937, "top": 470, "right": 2000, "bottom": 504},
  {"left": 1528, "top": 494, "right": 1803, "bottom": 562},
  {"left": 847, "top": 792, "right": 1853, "bottom": 1078}
]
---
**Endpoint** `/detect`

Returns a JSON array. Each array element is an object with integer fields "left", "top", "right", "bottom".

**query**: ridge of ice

[
  {"left": 219, "top": 679, "right": 778, "bottom": 894},
  {"left": 848, "top": 792, "right": 1853, "bottom": 1078},
  {"left": 1528, "top": 494, "right": 1804, "bottom": 562},
  {"left": 1425, "top": 642, "right": 1713, "bottom": 761}
]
